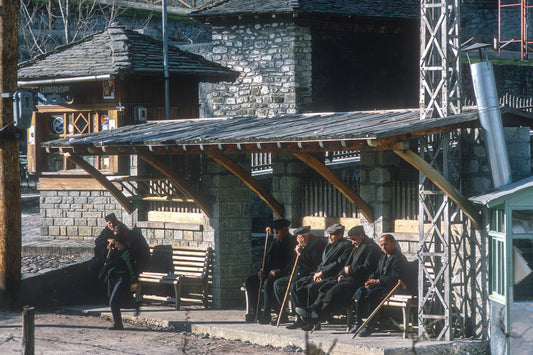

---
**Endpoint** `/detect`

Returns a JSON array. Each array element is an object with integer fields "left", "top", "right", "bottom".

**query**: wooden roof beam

[
  {"left": 393, "top": 148, "right": 482, "bottom": 229},
  {"left": 65, "top": 153, "right": 135, "bottom": 214},
  {"left": 292, "top": 151, "right": 374, "bottom": 223},
  {"left": 140, "top": 153, "right": 212, "bottom": 217},
  {"left": 208, "top": 153, "right": 284, "bottom": 218}
]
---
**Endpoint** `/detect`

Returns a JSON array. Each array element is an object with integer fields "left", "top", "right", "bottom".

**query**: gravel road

[{"left": 0, "top": 311, "right": 301, "bottom": 354}]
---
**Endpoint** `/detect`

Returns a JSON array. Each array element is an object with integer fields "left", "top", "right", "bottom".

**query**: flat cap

[
  {"left": 294, "top": 226, "right": 311, "bottom": 236},
  {"left": 326, "top": 223, "right": 345, "bottom": 235},
  {"left": 271, "top": 219, "right": 290, "bottom": 230},
  {"left": 348, "top": 226, "right": 365, "bottom": 236},
  {"left": 113, "top": 224, "right": 128, "bottom": 244},
  {"left": 105, "top": 213, "right": 117, "bottom": 222}
]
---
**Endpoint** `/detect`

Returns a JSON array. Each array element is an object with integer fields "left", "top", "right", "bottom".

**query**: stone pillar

[
  {"left": 271, "top": 153, "right": 311, "bottom": 225},
  {"left": 359, "top": 149, "right": 400, "bottom": 239},
  {"left": 205, "top": 153, "right": 252, "bottom": 308}
]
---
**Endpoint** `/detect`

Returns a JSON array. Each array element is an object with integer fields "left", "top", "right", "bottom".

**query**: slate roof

[
  {"left": 18, "top": 24, "right": 238, "bottom": 83},
  {"left": 42, "top": 108, "right": 502, "bottom": 156},
  {"left": 191, "top": 0, "right": 419, "bottom": 20}
]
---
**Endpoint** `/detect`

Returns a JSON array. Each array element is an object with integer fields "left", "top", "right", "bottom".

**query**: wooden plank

[
  {"left": 65, "top": 153, "right": 135, "bottom": 214},
  {"left": 140, "top": 153, "right": 212, "bottom": 218},
  {"left": 393, "top": 148, "right": 482, "bottom": 230},
  {"left": 208, "top": 153, "right": 284, "bottom": 218},
  {"left": 292, "top": 151, "right": 374, "bottom": 223},
  {"left": 38, "top": 176, "right": 108, "bottom": 190}
]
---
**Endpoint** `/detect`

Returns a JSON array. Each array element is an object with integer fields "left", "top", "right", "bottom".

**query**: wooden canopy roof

[
  {"left": 42, "top": 108, "right": 494, "bottom": 156},
  {"left": 42, "top": 107, "right": 533, "bottom": 229}
]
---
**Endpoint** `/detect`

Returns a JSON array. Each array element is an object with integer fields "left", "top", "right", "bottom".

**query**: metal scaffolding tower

[
  {"left": 419, "top": 0, "right": 469, "bottom": 341},
  {"left": 498, "top": 0, "right": 533, "bottom": 60}
]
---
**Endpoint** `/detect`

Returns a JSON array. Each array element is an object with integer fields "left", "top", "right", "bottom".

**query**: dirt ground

[{"left": 0, "top": 311, "right": 301, "bottom": 354}]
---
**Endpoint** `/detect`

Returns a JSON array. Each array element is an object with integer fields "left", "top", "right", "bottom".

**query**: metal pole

[
  {"left": 0, "top": 0, "right": 22, "bottom": 311},
  {"left": 470, "top": 60, "right": 512, "bottom": 188},
  {"left": 162, "top": 0, "right": 170, "bottom": 120},
  {"left": 22, "top": 306, "right": 35, "bottom": 355}
]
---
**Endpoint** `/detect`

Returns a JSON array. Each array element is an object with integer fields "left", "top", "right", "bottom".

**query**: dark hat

[
  {"left": 113, "top": 225, "right": 128, "bottom": 244},
  {"left": 326, "top": 223, "right": 345, "bottom": 235},
  {"left": 348, "top": 226, "right": 365, "bottom": 236},
  {"left": 105, "top": 213, "right": 117, "bottom": 222},
  {"left": 294, "top": 226, "right": 311, "bottom": 236},
  {"left": 271, "top": 219, "right": 290, "bottom": 230}
]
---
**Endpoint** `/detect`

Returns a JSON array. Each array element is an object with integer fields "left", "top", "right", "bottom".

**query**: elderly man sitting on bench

[{"left": 350, "top": 234, "right": 407, "bottom": 337}]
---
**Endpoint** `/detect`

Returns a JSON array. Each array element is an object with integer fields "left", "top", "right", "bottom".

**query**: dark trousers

[
  {"left": 319, "top": 277, "right": 364, "bottom": 315},
  {"left": 273, "top": 275, "right": 290, "bottom": 308},
  {"left": 353, "top": 285, "right": 387, "bottom": 324},
  {"left": 244, "top": 273, "right": 280, "bottom": 317},
  {"left": 291, "top": 275, "right": 329, "bottom": 309},
  {"left": 108, "top": 276, "right": 130, "bottom": 327}
]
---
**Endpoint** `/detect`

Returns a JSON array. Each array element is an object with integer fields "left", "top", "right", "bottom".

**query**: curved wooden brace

[
  {"left": 140, "top": 153, "right": 212, "bottom": 218},
  {"left": 207, "top": 153, "right": 284, "bottom": 218},
  {"left": 292, "top": 151, "right": 374, "bottom": 223},
  {"left": 65, "top": 153, "right": 135, "bottom": 214},
  {"left": 393, "top": 149, "right": 482, "bottom": 230}
]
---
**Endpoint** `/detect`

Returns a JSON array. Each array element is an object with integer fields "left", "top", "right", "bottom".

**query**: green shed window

[{"left": 490, "top": 236, "right": 506, "bottom": 299}]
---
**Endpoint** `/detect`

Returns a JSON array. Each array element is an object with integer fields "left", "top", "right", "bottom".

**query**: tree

[{"left": 18, "top": 0, "right": 151, "bottom": 61}]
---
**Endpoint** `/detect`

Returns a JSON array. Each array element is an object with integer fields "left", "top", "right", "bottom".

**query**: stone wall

[
  {"left": 193, "top": 21, "right": 312, "bottom": 117},
  {"left": 39, "top": 189, "right": 136, "bottom": 240},
  {"left": 460, "top": 127, "right": 531, "bottom": 197},
  {"left": 136, "top": 221, "right": 214, "bottom": 248}
]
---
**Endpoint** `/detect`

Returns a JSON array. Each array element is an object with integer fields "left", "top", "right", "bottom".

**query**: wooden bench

[{"left": 138, "top": 245, "right": 214, "bottom": 310}]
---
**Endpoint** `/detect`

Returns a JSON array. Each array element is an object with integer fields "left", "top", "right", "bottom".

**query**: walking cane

[
  {"left": 276, "top": 253, "right": 300, "bottom": 327},
  {"left": 255, "top": 227, "right": 271, "bottom": 322},
  {"left": 352, "top": 279, "right": 405, "bottom": 338}
]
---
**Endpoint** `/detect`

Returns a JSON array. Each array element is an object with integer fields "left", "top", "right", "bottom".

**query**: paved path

[{"left": 66, "top": 304, "right": 489, "bottom": 355}]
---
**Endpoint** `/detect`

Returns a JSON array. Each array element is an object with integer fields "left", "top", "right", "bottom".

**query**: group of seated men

[{"left": 244, "top": 219, "right": 408, "bottom": 336}]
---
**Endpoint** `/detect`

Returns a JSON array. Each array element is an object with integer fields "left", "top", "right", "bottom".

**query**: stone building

[{"left": 189, "top": 0, "right": 420, "bottom": 117}]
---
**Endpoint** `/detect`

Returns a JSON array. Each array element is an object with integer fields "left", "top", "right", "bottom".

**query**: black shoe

[
  {"left": 295, "top": 306, "right": 320, "bottom": 322},
  {"left": 301, "top": 322, "right": 320, "bottom": 331},
  {"left": 286, "top": 318, "right": 306, "bottom": 329},
  {"left": 271, "top": 314, "right": 289, "bottom": 326},
  {"left": 357, "top": 325, "right": 374, "bottom": 337},
  {"left": 245, "top": 313, "right": 256, "bottom": 322},
  {"left": 257, "top": 314, "right": 271, "bottom": 325},
  {"left": 348, "top": 321, "right": 361, "bottom": 334},
  {"left": 107, "top": 324, "right": 124, "bottom": 330}
]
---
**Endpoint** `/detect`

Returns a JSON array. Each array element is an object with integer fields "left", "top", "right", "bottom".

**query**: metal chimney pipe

[{"left": 470, "top": 61, "right": 512, "bottom": 188}]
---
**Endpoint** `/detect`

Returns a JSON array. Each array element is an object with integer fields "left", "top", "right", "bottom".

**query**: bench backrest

[{"left": 148, "top": 245, "right": 214, "bottom": 279}]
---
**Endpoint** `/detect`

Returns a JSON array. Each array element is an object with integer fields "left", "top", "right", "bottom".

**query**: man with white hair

[{"left": 272, "top": 225, "right": 326, "bottom": 324}]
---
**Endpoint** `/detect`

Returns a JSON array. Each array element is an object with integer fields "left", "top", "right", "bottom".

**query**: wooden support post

[
  {"left": 393, "top": 148, "right": 482, "bottom": 229},
  {"left": 292, "top": 151, "right": 374, "bottom": 222},
  {"left": 0, "top": 0, "right": 21, "bottom": 310},
  {"left": 208, "top": 153, "right": 284, "bottom": 218},
  {"left": 65, "top": 153, "right": 135, "bottom": 214},
  {"left": 140, "top": 153, "right": 212, "bottom": 217},
  {"left": 22, "top": 306, "right": 35, "bottom": 355}
]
